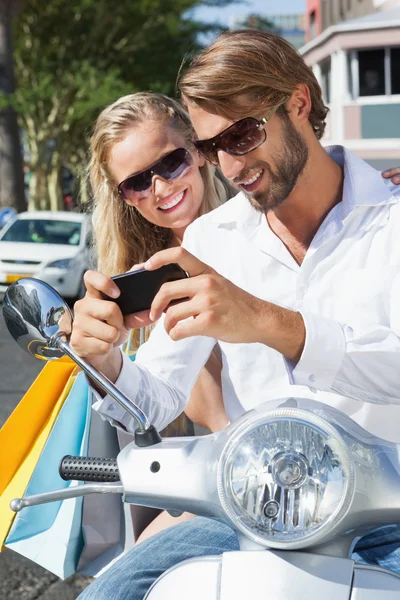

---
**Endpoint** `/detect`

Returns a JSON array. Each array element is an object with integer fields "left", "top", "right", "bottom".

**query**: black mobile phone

[{"left": 106, "top": 263, "right": 188, "bottom": 315}]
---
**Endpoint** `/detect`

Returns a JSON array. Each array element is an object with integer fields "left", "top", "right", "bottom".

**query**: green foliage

[
  {"left": 11, "top": 0, "right": 239, "bottom": 206},
  {"left": 236, "top": 14, "right": 277, "bottom": 32}
]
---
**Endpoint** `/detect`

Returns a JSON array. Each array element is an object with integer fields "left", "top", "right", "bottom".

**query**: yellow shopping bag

[{"left": 0, "top": 358, "right": 77, "bottom": 546}]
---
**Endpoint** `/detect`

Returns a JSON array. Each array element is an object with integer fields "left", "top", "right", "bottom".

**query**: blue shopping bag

[{"left": 5, "top": 372, "right": 92, "bottom": 578}]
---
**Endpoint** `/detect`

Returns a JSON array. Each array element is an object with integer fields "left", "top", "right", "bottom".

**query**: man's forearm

[{"left": 256, "top": 301, "right": 306, "bottom": 363}]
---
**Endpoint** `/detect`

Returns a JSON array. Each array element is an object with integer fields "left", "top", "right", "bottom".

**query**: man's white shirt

[{"left": 93, "top": 146, "right": 400, "bottom": 442}]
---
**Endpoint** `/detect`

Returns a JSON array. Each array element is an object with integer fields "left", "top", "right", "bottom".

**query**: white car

[{"left": 0, "top": 211, "right": 94, "bottom": 300}]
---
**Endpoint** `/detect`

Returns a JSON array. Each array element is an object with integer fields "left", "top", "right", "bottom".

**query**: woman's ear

[{"left": 124, "top": 196, "right": 139, "bottom": 209}]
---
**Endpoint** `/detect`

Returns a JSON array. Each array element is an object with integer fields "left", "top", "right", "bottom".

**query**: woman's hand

[
  {"left": 71, "top": 270, "right": 131, "bottom": 380},
  {"left": 382, "top": 167, "right": 400, "bottom": 185}
]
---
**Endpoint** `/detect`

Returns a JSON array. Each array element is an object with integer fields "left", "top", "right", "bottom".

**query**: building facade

[
  {"left": 307, "top": 0, "right": 324, "bottom": 40},
  {"left": 307, "top": 0, "right": 399, "bottom": 40},
  {"left": 302, "top": 1, "right": 400, "bottom": 169}
]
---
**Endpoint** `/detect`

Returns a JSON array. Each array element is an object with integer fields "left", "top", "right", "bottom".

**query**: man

[{"left": 77, "top": 31, "right": 400, "bottom": 599}]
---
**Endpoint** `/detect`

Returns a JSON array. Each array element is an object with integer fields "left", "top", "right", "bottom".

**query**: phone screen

[{"left": 106, "top": 263, "right": 188, "bottom": 315}]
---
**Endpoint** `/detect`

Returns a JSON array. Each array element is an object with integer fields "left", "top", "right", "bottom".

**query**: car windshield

[{"left": 1, "top": 219, "right": 82, "bottom": 245}]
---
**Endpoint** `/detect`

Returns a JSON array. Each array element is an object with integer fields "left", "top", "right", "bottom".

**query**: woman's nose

[{"left": 152, "top": 175, "right": 173, "bottom": 197}]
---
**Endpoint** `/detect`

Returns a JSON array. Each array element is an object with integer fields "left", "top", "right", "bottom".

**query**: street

[{"left": 0, "top": 310, "right": 92, "bottom": 600}]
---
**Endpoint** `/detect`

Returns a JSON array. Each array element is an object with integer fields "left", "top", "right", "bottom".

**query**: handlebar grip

[{"left": 59, "top": 455, "right": 120, "bottom": 482}]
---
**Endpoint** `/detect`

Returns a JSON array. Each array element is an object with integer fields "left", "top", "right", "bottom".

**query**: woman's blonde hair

[
  {"left": 89, "top": 92, "right": 233, "bottom": 276},
  {"left": 178, "top": 30, "right": 328, "bottom": 140}
]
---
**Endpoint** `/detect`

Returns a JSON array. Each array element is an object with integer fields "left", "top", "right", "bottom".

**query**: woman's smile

[{"left": 157, "top": 189, "right": 187, "bottom": 212}]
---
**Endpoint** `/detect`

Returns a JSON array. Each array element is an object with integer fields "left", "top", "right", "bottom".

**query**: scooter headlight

[{"left": 217, "top": 407, "right": 355, "bottom": 549}]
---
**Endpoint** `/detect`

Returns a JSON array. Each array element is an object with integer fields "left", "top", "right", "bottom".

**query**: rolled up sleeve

[
  {"left": 289, "top": 310, "right": 346, "bottom": 390},
  {"left": 287, "top": 297, "right": 400, "bottom": 404}
]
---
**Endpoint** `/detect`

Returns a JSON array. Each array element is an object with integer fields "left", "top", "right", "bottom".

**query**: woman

[{"left": 79, "top": 91, "right": 234, "bottom": 541}]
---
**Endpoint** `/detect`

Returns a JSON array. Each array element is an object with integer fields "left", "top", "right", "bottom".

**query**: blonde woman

[{"left": 83, "top": 92, "right": 233, "bottom": 541}]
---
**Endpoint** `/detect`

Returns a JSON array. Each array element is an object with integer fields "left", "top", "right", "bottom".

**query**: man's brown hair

[{"left": 178, "top": 30, "right": 328, "bottom": 140}]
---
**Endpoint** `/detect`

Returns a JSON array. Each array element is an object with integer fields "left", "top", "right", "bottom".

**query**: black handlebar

[{"left": 59, "top": 455, "right": 120, "bottom": 482}]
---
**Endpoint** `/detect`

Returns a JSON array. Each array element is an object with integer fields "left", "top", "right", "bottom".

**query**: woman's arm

[
  {"left": 184, "top": 346, "right": 229, "bottom": 433},
  {"left": 381, "top": 167, "right": 400, "bottom": 184}
]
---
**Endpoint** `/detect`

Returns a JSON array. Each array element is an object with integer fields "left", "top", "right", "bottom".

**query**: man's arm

[
  {"left": 145, "top": 246, "right": 400, "bottom": 405},
  {"left": 288, "top": 307, "right": 400, "bottom": 403}
]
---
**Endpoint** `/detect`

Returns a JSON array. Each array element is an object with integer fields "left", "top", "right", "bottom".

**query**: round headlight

[{"left": 217, "top": 407, "right": 355, "bottom": 550}]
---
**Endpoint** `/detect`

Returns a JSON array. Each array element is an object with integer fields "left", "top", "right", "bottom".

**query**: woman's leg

[
  {"left": 135, "top": 510, "right": 196, "bottom": 545},
  {"left": 77, "top": 517, "right": 239, "bottom": 600}
]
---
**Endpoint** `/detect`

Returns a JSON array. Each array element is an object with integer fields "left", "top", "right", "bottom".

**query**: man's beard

[{"left": 244, "top": 113, "right": 309, "bottom": 213}]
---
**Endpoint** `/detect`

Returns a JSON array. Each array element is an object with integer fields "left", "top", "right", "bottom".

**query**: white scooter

[{"left": 3, "top": 277, "right": 400, "bottom": 599}]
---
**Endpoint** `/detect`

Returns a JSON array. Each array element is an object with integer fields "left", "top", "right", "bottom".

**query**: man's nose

[{"left": 217, "top": 151, "right": 245, "bottom": 180}]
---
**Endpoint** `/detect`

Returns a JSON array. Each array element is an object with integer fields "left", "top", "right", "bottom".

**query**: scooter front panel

[
  {"left": 219, "top": 550, "right": 354, "bottom": 599},
  {"left": 144, "top": 556, "right": 221, "bottom": 600},
  {"left": 351, "top": 563, "right": 400, "bottom": 599}
]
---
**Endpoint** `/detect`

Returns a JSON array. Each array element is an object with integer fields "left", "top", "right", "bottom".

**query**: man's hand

[
  {"left": 145, "top": 247, "right": 306, "bottom": 363},
  {"left": 382, "top": 167, "right": 400, "bottom": 185}
]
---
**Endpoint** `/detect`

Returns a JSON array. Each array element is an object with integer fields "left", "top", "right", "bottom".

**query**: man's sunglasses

[
  {"left": 118, "top": 147, "right": 193, "bottom": 202},
  {"left": 193, "top": 106, "right": 279, "bottom": 166}
]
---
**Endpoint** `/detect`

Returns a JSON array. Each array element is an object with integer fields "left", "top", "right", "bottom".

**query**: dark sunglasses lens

[
  {"left": 193, "top": 141, "right": 218, "bottom": 165},
  {"left": 194, "top": 118, "right": 265, "bottom": 165},
  {"left": 221, "top": 118, "right": 265, "bottom": 155},
  {"left": 119, "top": 148, "right": 192, "bottom": 200},
  {"left": 119, "top": 170, "right": 152, "bottom": 199},
  {"left": 157, "top": 148, "right": 192, "bottom": 179}
]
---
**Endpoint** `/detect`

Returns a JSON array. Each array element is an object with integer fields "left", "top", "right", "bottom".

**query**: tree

[
  {"left": 235, "top": 14, "right": 276, "bottom": 32},
  {"left": 11, "top": 0, "right": 238, "bottom": 211},
  {"left": 0, "top": 0, "right": 26, "bottom": 211}
]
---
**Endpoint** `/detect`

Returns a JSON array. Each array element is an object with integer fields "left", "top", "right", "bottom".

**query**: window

[
  {"left": 347, "top": 51, "right": 354, "bottom": 98},
  {"left": 321, "top": 59, "right": 331, "bottom": 104},
  {"left": 357, "top": 47, "right": 400, "bottom": 97},
  {"left": 358, "top": 49, "right": 385, "bottom": 96},
  {"left": 322, "top": 0, "right": 329, "bottom": 30},
  {"left": 310, "top": 10, "right": 317, "bottom": 39},
  {"left": 1, "top": 219, "right": 82, "bottom": 245},
  {"left": 329, "top": 0, "right": 335, "bottom": 26},
  {"left": 391, "top": 47, "right": 400, "bottom": 95}
]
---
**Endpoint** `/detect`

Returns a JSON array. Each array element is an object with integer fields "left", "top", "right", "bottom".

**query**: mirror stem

[{"left": 57, "top": 337, "right": 150, "bottom": 432}]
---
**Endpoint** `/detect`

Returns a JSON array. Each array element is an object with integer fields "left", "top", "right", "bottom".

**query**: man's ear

[{"left": 286, "top": 84, "right": 311, "bottom": 124}]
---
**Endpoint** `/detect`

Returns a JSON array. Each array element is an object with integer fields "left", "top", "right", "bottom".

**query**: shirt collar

[
  {"left": 327, "top": 145, "right": 399, "bottom": 218},
  {"left": 212, "top": 145, "right": 399, "bottom": 229}
]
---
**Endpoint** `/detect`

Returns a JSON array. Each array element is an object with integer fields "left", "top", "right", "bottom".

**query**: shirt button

[
  {"left": 308, "top": 374, "right": 316, "bottom": 383},
  {"left": 108, "top": 404, "right": 115, "bottom": 412}
]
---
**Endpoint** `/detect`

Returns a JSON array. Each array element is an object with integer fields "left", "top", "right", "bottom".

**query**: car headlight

[
  {"left": 217, "top": 407, "right": 355, "bottom": 550},
  {"left": 46, "top": 258, "right": 74, "bottom": 269}
]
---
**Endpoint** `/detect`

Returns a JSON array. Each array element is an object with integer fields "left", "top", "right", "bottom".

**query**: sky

[{"left": 193, "top": 0, "right": 306, "bottom": 26}]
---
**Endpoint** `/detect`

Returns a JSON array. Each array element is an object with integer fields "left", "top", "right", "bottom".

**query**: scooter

[{"left": 3, "top": 277, "right": 400, "bottom": 599}]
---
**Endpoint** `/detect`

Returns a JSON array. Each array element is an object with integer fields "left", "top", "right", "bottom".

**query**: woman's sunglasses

[
  {"left": 118, "top": 147, "right": 193, "bottom": 202},
  {"left": 193, "top": 106, "right": 279, "bottom": 166}
]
